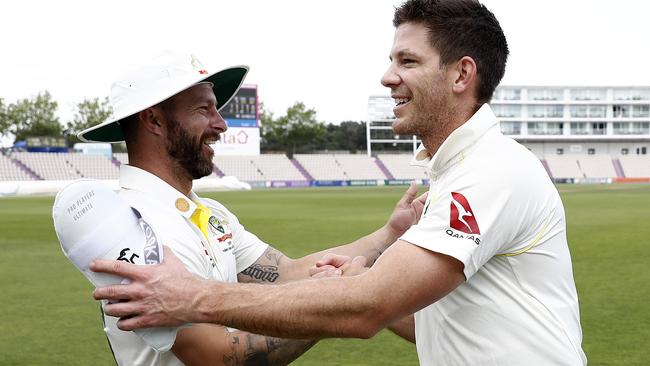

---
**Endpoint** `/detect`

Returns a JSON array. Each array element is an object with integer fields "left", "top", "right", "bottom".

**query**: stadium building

[
  {"left": 366, "top": 86, "right": 650, "bottom": 182},
  {"left": 2, "top": 86, "right": 649, "bottom": 196}
]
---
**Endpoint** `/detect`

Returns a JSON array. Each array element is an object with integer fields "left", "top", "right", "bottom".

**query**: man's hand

[
  {"left": 90, "top": 246, "right": 202, "bottom": 330},
  {"left": 309, "top": 253, "right": 368, "bottom": 278},
  {"left": 385, "top": 181, "right": 428, "bottom": 238}
]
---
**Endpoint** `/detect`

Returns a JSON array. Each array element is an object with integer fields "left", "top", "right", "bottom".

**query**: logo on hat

[
  {"left": 191, "top": 54, "right": 208, "bottom": 75},
  {"left": 449, "top": 192, "right": 480, "bottom": 235}
]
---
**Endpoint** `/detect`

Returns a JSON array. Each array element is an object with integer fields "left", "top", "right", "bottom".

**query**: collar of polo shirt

[
  {"left": 119, "top": 164, "right": 198, "bottom": 219},
  {"left": 410, "top": 104, "right": 499, "bottom": 174}
]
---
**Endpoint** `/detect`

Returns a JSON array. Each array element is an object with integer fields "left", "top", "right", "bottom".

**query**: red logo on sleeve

[{"left": 450, "top": 192, "right": 481, "bottom": 235}]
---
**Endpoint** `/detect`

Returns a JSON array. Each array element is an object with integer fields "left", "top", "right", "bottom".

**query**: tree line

[{"left": 0, "top": 92, "right": 370, "bottom": 154}]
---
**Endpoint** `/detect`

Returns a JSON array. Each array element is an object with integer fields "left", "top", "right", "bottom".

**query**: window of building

[
  {"left": 570, "top": 88, "right": 606, "bottom": 101},
  {"left": 570, "top": 122, "right": 589, "bottom": 135},
  {"left": 499, "top": 122, "right": 521, "bottom": 135},
  {"left": 592, "top": 122, "right": 606, "bottom": 135},
  {"left": 528, "top": 88, "right": 563, "bottom": 101},
  {"left": 570, "top": 105, "right": 606, "bottom": 118},
  {"left": 528, "top": 122, "right": 564, "bottom": 135},
  {"left": 613, "top": 89, "right": 650, "bottom": 101},
  {"left": 556, "top": 148, "right": 564, "bottom": 155},
  {"left": 632, "top": 105, "right": 650, "bottom": 118},
  {"left": 528, "top": 105, "right": 563, "bottom": 118},
  {"left": 613, "top": 122, "right": 650, "bottom": 135},
  {"left": 492, "top": 105, "right": 522, "bottom": 118},
  {"left": 621, "top": 148, "right": 629, "bottom": 155},
  {"left": 588, "top": 148, "right": 595, "bottom": 155},
  {"left": 636, "top": 147, "right": 647, "bottom": 155},
  {"left": 613, "top": 105, "right": 630, "bottom": 118},
  {"left": 493, "top": 88, "right": 521, "bottom": 101}
]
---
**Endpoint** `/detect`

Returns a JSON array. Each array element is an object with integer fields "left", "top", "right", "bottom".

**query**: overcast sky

[{"left": 1, "top": 0, "right": 648, "bottom": 134}]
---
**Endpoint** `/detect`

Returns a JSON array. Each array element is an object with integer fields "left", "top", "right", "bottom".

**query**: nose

[
  {"left": 211, "top": 108, "right": 228, "bottom": 133},
  {"left": 381, "top": 63, "right": 400, "bottom": 89}
]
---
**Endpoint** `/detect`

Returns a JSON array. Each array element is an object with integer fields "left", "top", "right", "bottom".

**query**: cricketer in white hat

[{"left": 73, "top": 51, "right": 320, "bottom": 366}]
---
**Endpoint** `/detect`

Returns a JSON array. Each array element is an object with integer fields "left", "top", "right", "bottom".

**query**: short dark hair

[{"left": 393, "top": 0, "right": 508, "bottom": 104}]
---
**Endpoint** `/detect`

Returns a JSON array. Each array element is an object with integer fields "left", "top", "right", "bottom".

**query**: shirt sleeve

[{"left": 400, "top": 170, "right": 524, "bottom": 279}]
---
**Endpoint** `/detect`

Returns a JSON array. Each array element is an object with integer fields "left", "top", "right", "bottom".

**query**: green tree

[
  {"left": 5, "top": 91, "right": 62, "bottom": 143},
  {"left": 324, "top": 121, "right": 366, "bottom": 153},
  {"left": 0, "top": 97, "right": 7, "bottom": 138},
  {"left": 65, "top": 97, "right": 112, "bottom": 146},
  {"left": 259, "top": 103, "right": 283, "bottom": 152},
  {"left": 260, "top": 102, "right": 326, "bottom": 156}
]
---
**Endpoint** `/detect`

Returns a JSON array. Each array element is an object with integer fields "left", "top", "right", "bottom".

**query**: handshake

[{"left": 309, "top": 253, "right": 369, "bottom": 279}]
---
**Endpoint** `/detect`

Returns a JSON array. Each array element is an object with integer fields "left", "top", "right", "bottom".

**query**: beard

[
  {"left": 392, "top": 73, "right": 455, "bottom": 147},
  {"left": 165, "top": 119, "right": 215, "bottom": 180}
]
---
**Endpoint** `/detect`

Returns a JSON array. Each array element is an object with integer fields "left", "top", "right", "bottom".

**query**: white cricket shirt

[
  {"left": 103, "top": 165, "right": 268, "bottom": 366},
  {"left": 400, "top": 104, "right": 587, "bottom": 365}
]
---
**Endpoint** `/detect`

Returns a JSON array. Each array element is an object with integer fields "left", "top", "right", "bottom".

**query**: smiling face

[
  {"left": 160, "top": 83, "right": 227, "bottom": 179},
  {"left": 381, "top": 22, "right": 455, "bottom": 144}
]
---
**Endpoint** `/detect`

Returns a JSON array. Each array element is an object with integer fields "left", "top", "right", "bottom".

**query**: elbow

[
  {"left": 355, "top": 324, "right": 382, "bottom": 340},
  {"left": 344, "top": 309, "right": 389, "bottom": 339}
]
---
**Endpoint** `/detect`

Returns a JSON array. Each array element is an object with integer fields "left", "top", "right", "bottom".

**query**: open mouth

[
  {"left": 394, "top": 97, "right": 411, "bottom": 107},
  {"left": 202, "top": 137, "right": 219, "bottom": 153}
]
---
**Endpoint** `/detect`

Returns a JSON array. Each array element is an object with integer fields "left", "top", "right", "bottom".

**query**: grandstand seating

[
  {"left": 213, "top": 156, "right": 266, "bottom": 181},
  {"left": 294, "top": 154, "right": 348, "bottom": 180},
  {"left": 13, "top": 152, "right": 82, "bottom": 180},
  {"left": 377, "top": 154, "right": 428, "bottom": 180},
  {"left": 333, "top": 154, "right": 387, "bottom": 180},
  {"left": 66, "top": 154, "right": 119, "bottom": 180},
  {"left": 113, "top": 153, "right": 129, "bottom": 165},
  {"left": 251, "top": 155, "right": 305, "bottom": 181},
  {"left": 618, "top": 155, "right": 650, "bottom": 178},
  {"left": 213, "top": 155, "right": 306, "bottom": 182},
  {"left": 0, "top": 155, "right": 34, "bottom": 181},
  {"left": 576, "top": 154, "right": 617, "bottom": 179},
  {"left": 4, "top": 151, "right": 648, "bottom": 184},
  {"left": 11, "top": 152, "right": 119, "bottom": 180},
  {"left": 544, "top": 155, "right": 583, "bottom": 179}
]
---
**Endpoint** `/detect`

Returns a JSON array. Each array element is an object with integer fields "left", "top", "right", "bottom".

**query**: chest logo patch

[
  {"left": 449, "top": 192, "right": 481, "bottom": 235},
  {"left": 208, "top": 216, "right": 225, "bottom": 233}
]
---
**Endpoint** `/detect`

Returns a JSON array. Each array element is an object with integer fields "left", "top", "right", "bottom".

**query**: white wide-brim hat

[{"left": 78, "top": 51, "right": 248, "bottom": 143}]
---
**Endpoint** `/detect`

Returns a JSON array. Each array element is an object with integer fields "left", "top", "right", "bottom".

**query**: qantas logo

[{"left": 449, "top": 192, "right": 480, "bottom": 235}]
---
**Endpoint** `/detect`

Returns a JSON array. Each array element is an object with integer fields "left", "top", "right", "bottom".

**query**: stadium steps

[
  {"left": 374, "top": 158, "right": 394, "bottom": 179},
  {"left": 613, "top": 159, "right": 625, "bottom": 178},
  {"left": 111, "top": 157, "right": 122, "bottom": 167},
  {"left": 540, "top": 159, "right": 553, "bottom": 179},
  {"left": 212, "top": 164, "right": 225, "bottom": 177},
  {"left": 290, "top": 158, "right": 313, "bottom": 180},
  {"left": 11, "top": 157, "right": 42, "bottom": 180}
]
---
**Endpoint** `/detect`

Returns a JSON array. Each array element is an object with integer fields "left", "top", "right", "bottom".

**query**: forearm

[
  {"left": 388, "top": 314, "right": 416, "bottom": 343},
  {"left": 287, "top": 225, "right": 399, "bottom": 277},
  {"left": 222, "top": 331, "right": 317, "bottom": 366},
  {"left": 195, "top": 275, "right": 389, "bottom": 339},
  {"left": 172, "top": 324, "right": 317, "bottom": 366}
]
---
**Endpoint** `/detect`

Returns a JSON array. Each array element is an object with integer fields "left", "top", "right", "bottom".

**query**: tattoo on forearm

[
  {"left": 264, "top": 247, "right": 284, "bottom": 266},
  {"left": 239, "top": 247, "right": 288, "bottom": 283},
  {"left": 223, "top": 329, "right": 316, "bottom": 366},
  {"left": 241, "top": 264, "right": 280, "bottom": 283}
]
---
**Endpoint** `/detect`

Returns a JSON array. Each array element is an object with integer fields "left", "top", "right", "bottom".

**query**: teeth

[{"left": 394, "top": 97, "right": 411, "bottom": 106}]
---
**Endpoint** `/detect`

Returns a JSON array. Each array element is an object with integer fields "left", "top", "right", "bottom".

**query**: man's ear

[
  {"left": 138, "top": 107, "right": 165, "bottom": 137},
  {"left": 451, "top": 56, "right": 477, "bottom": 96}
]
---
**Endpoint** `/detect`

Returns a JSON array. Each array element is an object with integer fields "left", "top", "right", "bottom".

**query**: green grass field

[{"left": 1, "top": 184, "right": 649, "bottom": 365}]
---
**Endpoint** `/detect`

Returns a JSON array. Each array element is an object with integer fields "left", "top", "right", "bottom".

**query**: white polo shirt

[
  {"left": 400, "top": 104, "right": 587, "bottom": 365},
  {"left": 103, "top": 165, "right": 268, "bottom": 366}
]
